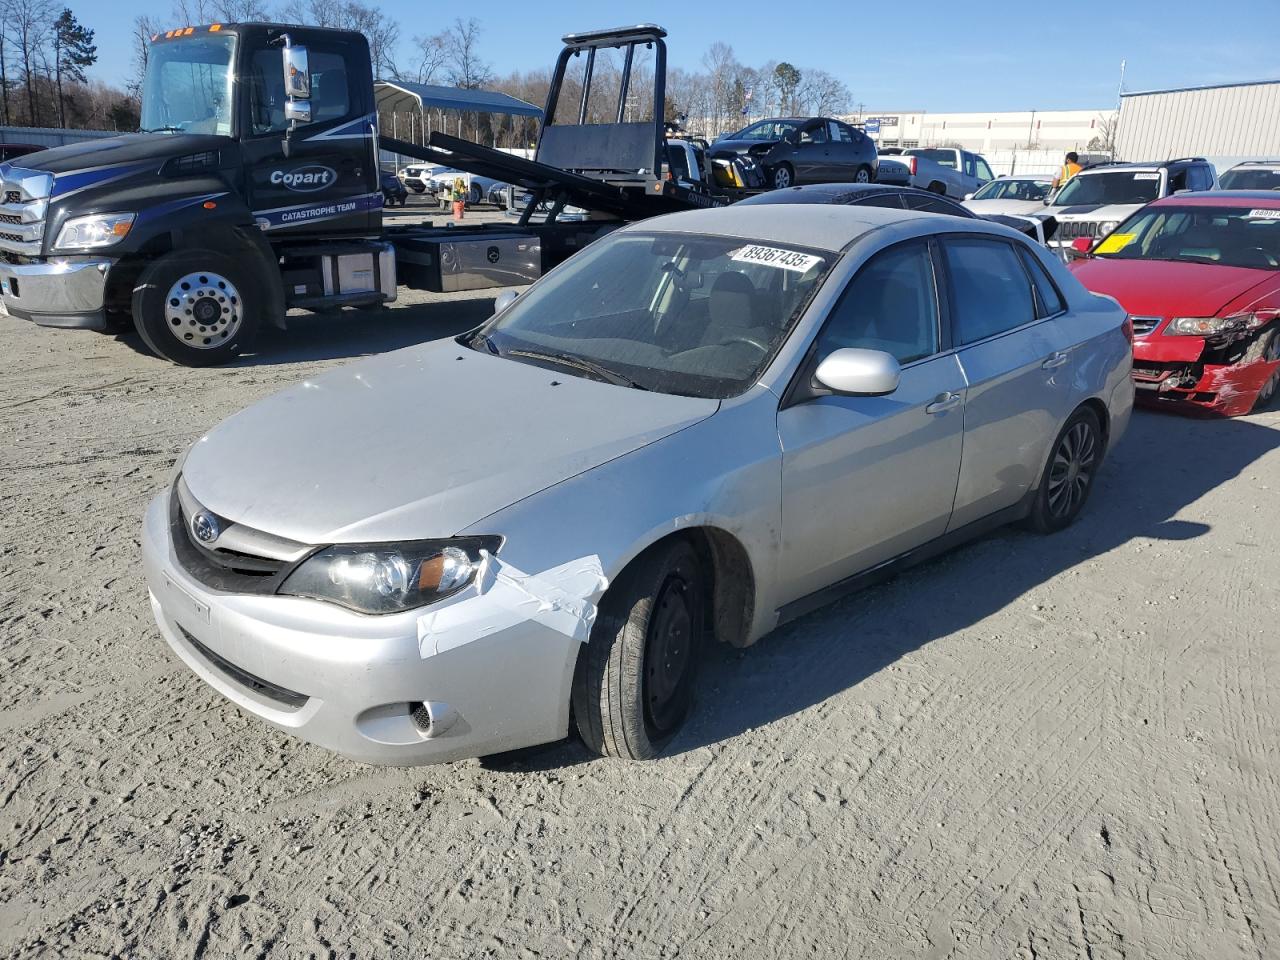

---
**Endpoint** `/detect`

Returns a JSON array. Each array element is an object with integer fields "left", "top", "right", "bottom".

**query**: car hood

[
  {"left": 1044, "top": 202, "right": 1140, "bottom": 221},
  {"left": 181, "top": 340, "right": 719, "bottom": 544},
  {"left": 1069, "top": 257, "right": 1274, "bottom": 318},
  {"left": 963, "top": 198, "right": 1047, "bottom": 215}
]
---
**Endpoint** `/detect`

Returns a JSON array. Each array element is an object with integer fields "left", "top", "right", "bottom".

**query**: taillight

[
  {"left": 1121, "top": 315, "right": 1134, "bottom": 345},
  {"left": 908, "top": 156, "right": 918, "bottom": 176}
]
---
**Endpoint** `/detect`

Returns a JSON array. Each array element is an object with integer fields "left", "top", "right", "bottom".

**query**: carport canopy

[{"left": 374, "top": 80, "right": 543, "bottom": 121}]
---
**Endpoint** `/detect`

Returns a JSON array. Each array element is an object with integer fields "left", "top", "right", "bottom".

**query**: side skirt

[{"left": 775, "top": 496, "right": 1034, "bottom": 627}]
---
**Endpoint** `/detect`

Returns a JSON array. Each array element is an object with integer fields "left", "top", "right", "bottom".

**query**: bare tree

[
  {"left": 128, "top": 15, "right": 157, "bottom": 101},
  {"left": 411, "top": 31, "right": 447, "bottom": 85},
  {"left": 444, "top": 17, "right": 490, "bottom": 89},
  {"left": 796, "top": 68, "right": 849, "bottom": 117},
  {"left": 11, "top": 0, "right": 53, "bottom": 126},
  {"left": 1088, "top": 111, "right": 1119, "bottom": 157}
]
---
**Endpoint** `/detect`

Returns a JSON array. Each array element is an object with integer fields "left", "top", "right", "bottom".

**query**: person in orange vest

[
  {"left": 1052, "top": 152, "right": 1083, "bottom": 191},
  {"left": 451, "top": 176, "right": 467, "bottom": 221}
]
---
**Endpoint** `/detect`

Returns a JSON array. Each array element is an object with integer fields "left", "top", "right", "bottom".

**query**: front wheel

[
  {"left": 131, "top": 250, "right": 262, "bottom": 366},
  {"left": 573, "top": 540, "right": 706, "bottom": 760},
  {"left": 854, "top": 165, "right": 872, "bottom": 183},
  {"left": 1027, "top": 407, "right": 1103, "bottom": 533},
  {"left": 1246, "top": 328, "right": 1279, "bottom": 410},
  {"left": 771, "top": 163, "right": 794, "bottom": 190}
]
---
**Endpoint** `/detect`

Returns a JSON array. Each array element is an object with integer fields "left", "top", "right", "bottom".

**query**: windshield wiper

[
  {"left": 468, "top": 330, "right": 501, "bottom": 355},
  {"left": 506, "top": 349, "right": 648, "bottom": 390},
  {"left": 140, "top": 126, "right": 183, "bottom": 134}
]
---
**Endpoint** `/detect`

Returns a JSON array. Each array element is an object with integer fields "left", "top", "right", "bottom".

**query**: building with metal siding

[{"left": 1115, "top": 79, "right": 1280, "bottom": 160}]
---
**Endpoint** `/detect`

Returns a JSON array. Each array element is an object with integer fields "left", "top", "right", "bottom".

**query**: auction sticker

[
  {"left": 731, "top": 245, "right": 822, "bottom": 272},
  {"left": 1247, "top": 208, "right": 1280, "bottom": 220},
  {"left": 1133, "top": 173, "right": 1160, "bottom": 180},
  {"left": 1095, "top": 232, "right": 1136, "bottom": 254}
]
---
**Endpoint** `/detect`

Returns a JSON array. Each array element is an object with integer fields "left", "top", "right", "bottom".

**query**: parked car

[
  {"left": 143, "top": 204, "right": 1132, "bottom": 765},
  {"left": 963, "top": 175, "right": 1054, "bottom": 215},
  {"left": 487, "top": 181, "right": 511, "bottom": 208},
  {"left": 875, "top": 147, "right": 995, "bottom": 198},
  {"left": 380, "top": 170, "right": 408, "bottom": 206},
  {"left": 1069, "top": 191, "right": 1280, "bottom": 415},
  {"left": 666, "top": 135, "right": 767, "bottom": 194},
  {"left": 424, "top": 167, "right": 503, "bottom": 204},
  {"left": 738, "top": 183, "right": 1059, "bottom": 247},
  {"left": 0, "top": 143, "right": 43, "bottom": 162},
  {"left": 709, "top": 117, "right": 879, "bottom": 190},
  {"left": 1044, "top": 158, "right": 1217, "bottom": 251},
  {"left": 400, "top": 164, "right": 440, "bottom": 193},
  {"left": 1217, "top": 161, "right": 1280, "bottom": 191}
]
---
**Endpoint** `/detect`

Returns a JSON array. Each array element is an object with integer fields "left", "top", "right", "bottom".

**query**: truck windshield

[
  {"left": 472, "top": 232, "right": 831, "bottom": 398},
  {"left": 1055, "top": 170, "right": 1162, "bottom": 207},
  {"left": 140, "top": 35, "right": 237, "bottom": 136}
]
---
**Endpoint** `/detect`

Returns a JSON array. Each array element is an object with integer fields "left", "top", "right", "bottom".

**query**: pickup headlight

[
  {"left": 54, "top": 212, "right": 135, "bottom": 250},
  {"left": 1165, "top": 314, "right": 1267, "bottom": 337},
  {"left": 279, "top": 537, "right": 502, "bottom": 614}
]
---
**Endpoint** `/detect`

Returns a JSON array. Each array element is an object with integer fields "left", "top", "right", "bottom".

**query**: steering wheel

[{"left": 719, "top": 336, "right": 769, "bottom": 354}]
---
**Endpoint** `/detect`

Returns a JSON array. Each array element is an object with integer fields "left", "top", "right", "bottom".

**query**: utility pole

[{"left": 1027, "top": 109, "right": 1036, "bottom": 149}]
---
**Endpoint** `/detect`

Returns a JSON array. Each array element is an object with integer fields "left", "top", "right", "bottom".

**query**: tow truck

[{"left": 0, "top": 22, "right": 724, "bottom": 365}]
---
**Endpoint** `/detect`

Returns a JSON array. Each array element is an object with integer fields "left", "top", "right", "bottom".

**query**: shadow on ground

[{"left": 486, "top": 407, "right": 1279, "bottom": 771}]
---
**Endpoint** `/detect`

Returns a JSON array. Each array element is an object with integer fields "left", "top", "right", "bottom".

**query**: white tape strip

[{"left": 416, "top": 553, "right": 608, "bottom": 658}]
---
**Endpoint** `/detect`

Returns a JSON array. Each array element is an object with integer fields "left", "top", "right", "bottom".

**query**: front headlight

[
  {"left": 279, "top": 537, "right": 502, "bottom": 614},
  {"left": 1098, "top": 220, "right": 1120, "bottom": 237},
  {"left": 1165, "top": 315, "right": 1263, "bottom": 337},
  {"left": 54, "top": 213, "right": 135, "bottom": 250}
]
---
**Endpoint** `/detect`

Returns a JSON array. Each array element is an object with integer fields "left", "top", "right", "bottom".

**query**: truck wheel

[
  {"left": 1026, "top": 407, "right": 1102, "bottom": 534},
  {"left": 771, "top": 163, "right": 794, "bottom": 190},
  {"left": 928, "top": 181, "right": 946, "bottom": 194},
  {"left": 573, "top": 540, "right": 706, "bottom": 760},
  {"left": 132, "top": 250, "right": 261, "bottom": 367},
  {"left": 469, "top": 184, "right": 483, "bottom": 204}
]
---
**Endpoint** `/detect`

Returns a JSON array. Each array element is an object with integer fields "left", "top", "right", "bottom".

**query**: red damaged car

[{"left": 1070, "top": 192, "right": 1280, "bottom": 416}]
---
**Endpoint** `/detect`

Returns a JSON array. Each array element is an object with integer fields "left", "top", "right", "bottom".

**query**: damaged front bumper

[
  {"left": 1132, "top": 326, "right": 1280, "bottom": 417},
  {"left": 141, "top": 493, "right": 586, "bottom": 765}
]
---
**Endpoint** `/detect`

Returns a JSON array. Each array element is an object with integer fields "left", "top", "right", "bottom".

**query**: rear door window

[
  {"left": 942, "top": 237, "right": 1037, "bottom": 344},
  {"left": 1017, "top": 247, "right": 1067, "bottom": 317}
]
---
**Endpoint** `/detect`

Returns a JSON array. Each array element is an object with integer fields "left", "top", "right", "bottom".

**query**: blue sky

[{"left": 85, "top": 0, "right": 1280, "bottom": 112}]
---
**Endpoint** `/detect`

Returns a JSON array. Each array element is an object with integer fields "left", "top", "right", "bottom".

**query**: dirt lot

[{"left": 1, "top": 269, "right": 1279, "bottom": 959}]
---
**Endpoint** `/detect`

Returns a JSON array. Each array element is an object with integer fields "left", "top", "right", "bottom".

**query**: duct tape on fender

[{"left": 416, "top": 552, "right": 609, "bottom": 658}]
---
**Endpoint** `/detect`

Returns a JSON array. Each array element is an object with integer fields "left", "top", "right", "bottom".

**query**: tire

[
  {"left": 1245, "top": 327, "right": 1280, "bottom": 410},
  {"left": 1027, "top": 407, "right": 1103, "bottom": 534},
  {"left": 927, "top": 181, "right": 946, "bottom": 194},
  {"left": 573, "top": 540, "right": 706, "bottom": 760},
  {"left": 771, "top": 163, "right": 794, "bottom": 190},
  {"left": 131, "top": 249, "right": 261, "bottom": 367},
  {"left": 469, "top": 184, "right": 483, "bottom": 204},
  {"left": 853, "top": 165, "right": 872, "bottom": 183}
]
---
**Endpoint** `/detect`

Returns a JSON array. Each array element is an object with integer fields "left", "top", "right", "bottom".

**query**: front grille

[
  {"left": 0, "top": 231, "right": 22, "bottom": 244},
  {"left": 177, "top": 625, "right": 308, "bottom": 709},
  {"left": 1131, "top": 316, "right": 1162, "bottom": 335},
  {"left": 0, "top": 213, "right": 21, "bottom": 225},
  {"left": 1057, "top": 220, "right": 1101, "bottom": 240},
  {"left": 4, "top": 190, "right": 19, "bottom": 204},
  {"left": 0, "top": 166, "right": 51, "bottom": 255}
]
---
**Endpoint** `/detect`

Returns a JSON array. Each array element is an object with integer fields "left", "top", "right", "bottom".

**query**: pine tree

[{"left": 53, "top": 8, "right": 96, "bottom": 128}]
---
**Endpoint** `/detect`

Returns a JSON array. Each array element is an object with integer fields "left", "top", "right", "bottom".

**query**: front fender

[{"left": 458, "top": 390, "right": 786, "bottom": 645}]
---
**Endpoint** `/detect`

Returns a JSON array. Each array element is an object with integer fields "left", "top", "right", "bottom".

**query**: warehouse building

[
  {"left": 843, "top": 109, "right": 1114, "bottom": 153},
  {"left": 1114, "top": 78, "right": 1280, "bottom": 161}
]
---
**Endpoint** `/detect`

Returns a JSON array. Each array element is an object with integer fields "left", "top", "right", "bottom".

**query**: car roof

[
  {"left": 1228, "top": 160, "right": 1280, "bottom": 167},
  {"left": 1080, "top": 158, "right": 1205, "bottom": 174},
  {"left": 994, "top": 174, "right": 1051, "bottom": 180},
  {"left": 635, "top": 203, "right": 996, "bottom": 252},
  {"left": 737, "top": 183, "right": 925, "bottom": 205},
  {"left": 1149, "top": 190, "right": 1280, "bottom": 209}
]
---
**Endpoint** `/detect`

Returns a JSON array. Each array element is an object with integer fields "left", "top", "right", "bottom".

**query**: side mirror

[
  {"left": 282, "top": 44, "right": 310, "bottom": 99},
  {"left": 813, "top": 348, "right": 901, "bottom": 396},
  {"left": 284, "top": 100, "right": 311, "bottom": 124},
  {"left": 1071, "top": 237, "right": 1093, "bottom": 255},
  {"left": 493, "top": 289, "right": 519, "bottom": 314}
]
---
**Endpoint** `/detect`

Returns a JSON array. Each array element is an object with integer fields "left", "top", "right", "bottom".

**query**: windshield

[
  {"left": 906, "top": 148, "right": 957, "bottom": 169},
  {"left": 1093, "top": 205, "right": 1280, "bottom": 269},
  {"left": 729, "top": 120, "right": 801, "bottom": 142},
  {"left": 1055, "top": 170, "right": 1161, "bottom": 206},
  {"left": 973, "top": 179, "right": 1051, "bottom": 201},
  {"left": 472, "top": 232, "right": 831, "bottom": 398},
  {"left": 1218, "top": 167, "right": 1280, "bottom": 191},
  {"left": 140, "top": 35, "right": 236, "bottom": 135}
]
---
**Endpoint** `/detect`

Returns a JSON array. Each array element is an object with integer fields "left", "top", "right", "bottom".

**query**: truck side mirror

[
  {"left": 283, "top": 45, "right": 310, "bottom": 99},
  {"left": 285, "top": 101, "right": 312, "bottom": 124}
]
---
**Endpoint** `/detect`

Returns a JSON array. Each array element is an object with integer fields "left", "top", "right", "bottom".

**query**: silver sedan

[{"left": 142, "top": 205, "right": 1134, "bottom": 765}]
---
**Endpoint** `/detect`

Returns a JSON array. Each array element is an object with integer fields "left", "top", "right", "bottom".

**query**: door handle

[
  {"left": 1041, "top": 351, "right": 1069, "bottom": 370},
  {"left": 925, "top": 392, "right": 961, "bottom": 415}
]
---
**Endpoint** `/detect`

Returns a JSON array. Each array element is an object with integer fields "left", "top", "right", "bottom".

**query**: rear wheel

[
  {"left": 771, "top": 163, "right": 794, "bottom": 190},
  {"left": 927, "top": 181, "right": 946, "bottom": 194},
  {"left": 1027, "top": 407, "right": 1103, "bottom": 533},
  {"left": 469, "top": 184, "right": 483, "bottom": 204},
  {"left": 573, "top": 540, "right": 706, "bottom": 760},
  {"left": 131, "top": 249, "right": 261, "bottom": 366},
  {"left": 854, "top": 165, "right": 872, "bottom": 183}
]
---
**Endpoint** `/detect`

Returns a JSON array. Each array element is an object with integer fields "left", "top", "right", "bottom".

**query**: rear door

[
  {"left": 940, "top": 235, "right": 1079, "bottom": 529},
  {"left": 778, "top": 239, "right": 966, "bottom": 601},
  {"left": 793, "top": 120, "right": 831, "bottom": 182},
  {"left": 240, "top": 34, "right": 379, "bottom": 237}
]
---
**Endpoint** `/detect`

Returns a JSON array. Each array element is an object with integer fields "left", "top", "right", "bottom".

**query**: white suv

[{"left": 1044, "top": 158, "right": 1217, "bottom": 250}]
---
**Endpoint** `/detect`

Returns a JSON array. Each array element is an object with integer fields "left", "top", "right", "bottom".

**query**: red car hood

[{"left": 1070, "top": 258, "right": 1273, "bottom": 318}]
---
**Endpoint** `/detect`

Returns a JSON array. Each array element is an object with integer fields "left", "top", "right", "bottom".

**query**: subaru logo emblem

[{"left": 191, "top": 510, "right": 221, "bottom": 544}]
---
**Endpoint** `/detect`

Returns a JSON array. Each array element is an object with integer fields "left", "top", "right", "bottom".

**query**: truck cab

[{"left": 0, "top": 23, "right": 392, "bottom": 364}]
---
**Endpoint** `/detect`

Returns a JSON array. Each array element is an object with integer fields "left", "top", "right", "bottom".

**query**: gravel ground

[{"left": 1, "top": 272, "right": 1278, "bottom": 959}]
